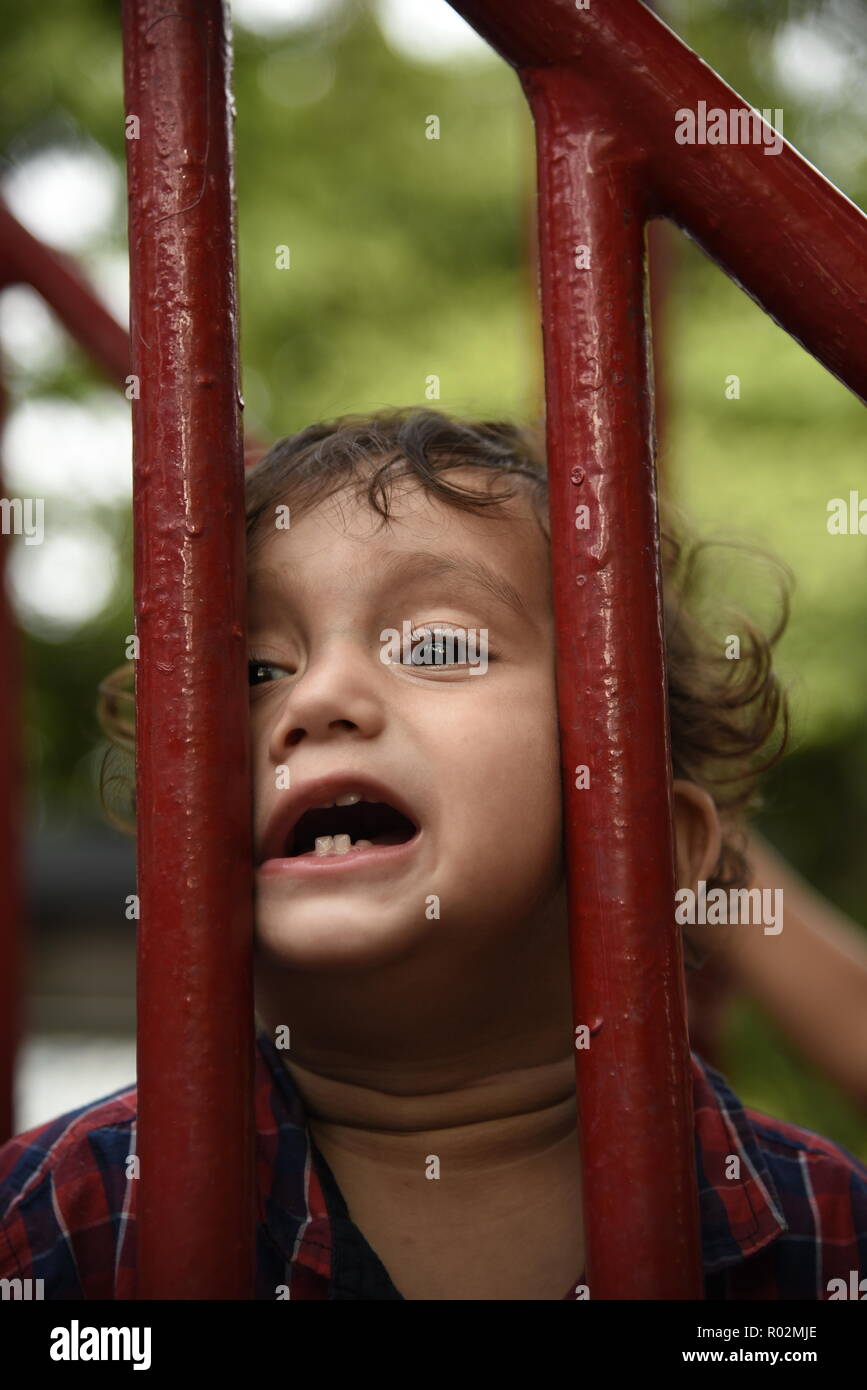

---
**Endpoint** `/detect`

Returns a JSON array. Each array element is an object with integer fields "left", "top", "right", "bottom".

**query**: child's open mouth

[
  {"left": 283, "top": 799, "right": 417, "bottom": 859},
  {"left": 256, "top": 775, "right": 423, "bottom": 877},
  {"left": 255, "top": 783, "right": 422, "bottom": 878}
]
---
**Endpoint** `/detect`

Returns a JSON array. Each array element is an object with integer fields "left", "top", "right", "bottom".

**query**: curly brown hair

[{"left": 96, "top": 406, "right": 791, "bottom": 954}]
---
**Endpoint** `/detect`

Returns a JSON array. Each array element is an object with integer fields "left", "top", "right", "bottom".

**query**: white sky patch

[
  {"left": 3, "top": 142, "right": 120, "bottom": 253},
  {"left": 376, "top": 0, "right": 493, "bottom": 64},
  {"left": 8, "top": 526, "right": 118, "bottom": 639},
  {"left": 2, "top": 394, "right": 129, "bottom": 634},
  {"left": 231, "top": 0, "right": 342, "bottom": 36},
  {"left": 0, "top": 287, "right": 69, "bottom": 376},
  {"left": 3, "top": 394, "right": 131, "bottom": 506},
  {"left": 772, "top": 19, "right": 856, "bottom": 101},
  {"left": 233, "top": 0, "right": 492, "bottom": 60}
]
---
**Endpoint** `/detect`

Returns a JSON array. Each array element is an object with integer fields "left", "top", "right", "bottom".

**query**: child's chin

[{"left": 254, "top": 907, "right": 425, "bottom": 974}]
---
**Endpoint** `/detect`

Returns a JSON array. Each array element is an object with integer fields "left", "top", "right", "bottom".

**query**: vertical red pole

[
  {"left": 522, "top": 67, "right": 703, "bottom": 1298},
  {"left": 122, "top": 0, "right": 255, "bottom": 1298},
  {"left": 0, "top": 375, "right": 24, "bottom": 1146}
]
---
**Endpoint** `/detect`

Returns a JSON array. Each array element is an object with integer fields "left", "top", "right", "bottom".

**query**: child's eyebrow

[
  {"left": 247, "top": 549, "right": 532, "bottom": 621},
  {"left": 379, "top": 548, "right": 530, "bottom": 621}
]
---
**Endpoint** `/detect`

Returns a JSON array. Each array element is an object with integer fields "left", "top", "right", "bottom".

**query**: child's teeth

[
  {"left": 335, "top": 792, "right": 362, "bottom": 806},
  {"left": 314, "top": 833, "right": 374, "bottom": 856}
]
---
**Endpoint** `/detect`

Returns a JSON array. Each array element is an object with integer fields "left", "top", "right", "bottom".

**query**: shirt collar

[
  {"left": 253, "top": 1031, "right": 788, "bottom": 1284},
  {"left": 254, "top": 1031, "right": 334, "bottom": 1287},
  {"left": 689, "top": 1049, "right": 788, "bottom": 1271}
]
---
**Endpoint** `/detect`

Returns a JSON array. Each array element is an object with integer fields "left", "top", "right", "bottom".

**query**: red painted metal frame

[
  {"left": 122, "top": 0, "right": 254, "bottom": 1297},
  {"left": 447, "top": 0, "right": 867, "bottom": 1298},
  {"left": 1, "top": 0, "right": 863, "bottom": 1300}
]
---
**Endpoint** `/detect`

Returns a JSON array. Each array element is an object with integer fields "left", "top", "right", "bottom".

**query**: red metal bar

[
  {"left": 529, "top": 67, "right": 701, "bottom": 1298},
  {"left": 447, "top": 0, "right": 867, "bottom": 1298},
  {"left": 0, "top": 67, "right": 265, "bottom": 1157},
  {"left": 122, "top": 0, "right": 254, "bottom": 1298},
  {"left": 452, "top": 0, "right": 867, "bottom": 403}
]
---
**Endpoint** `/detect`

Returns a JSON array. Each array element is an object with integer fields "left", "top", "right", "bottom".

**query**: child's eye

[
  {"left": 402, "top": 626, "right": 482, "bottom": 668},
  {"left": 248, "top": 658, "right": 292, "bottom": 687}
]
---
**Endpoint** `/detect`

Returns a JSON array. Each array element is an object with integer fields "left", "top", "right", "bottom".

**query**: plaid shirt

[{"left": 1, "top": 1031, "right": 865, "bottom": 1300}]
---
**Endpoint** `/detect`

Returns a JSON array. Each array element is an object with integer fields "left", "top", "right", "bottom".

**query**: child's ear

[{"left": 671, "top": 778, "right": 723, "bottom": 890}]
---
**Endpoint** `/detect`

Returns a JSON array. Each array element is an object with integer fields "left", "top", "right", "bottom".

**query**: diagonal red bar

[
  {"left": 122, "top": 0, "right": 255, "bottom": 1299},
  {"left": 452, "top": 0, "right": 867, "bottom": 403},
  {"left": 0, "top": 200, "right": 130, "bottom": 387}
]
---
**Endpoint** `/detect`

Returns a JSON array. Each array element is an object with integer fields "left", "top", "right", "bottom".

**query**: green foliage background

[{"left": 1, "top": 0, "right": 865, "bottom": 1153}]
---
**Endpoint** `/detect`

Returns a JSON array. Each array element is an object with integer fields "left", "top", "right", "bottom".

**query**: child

[{"left": 1, "top": 406, "right": 865, "bottom": 1300}]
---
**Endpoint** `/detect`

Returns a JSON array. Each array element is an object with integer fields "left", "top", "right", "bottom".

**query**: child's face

[{"left": 248, "top": 469, "right": 566, "bottom": 975}]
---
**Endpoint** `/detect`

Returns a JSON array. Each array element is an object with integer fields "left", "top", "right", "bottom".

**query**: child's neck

[
  {"left": 255, "top": 887, "right": 584, "bottom": 1295},
  {"left": 285, "top": 1042, "right": 579, "bottom": 1159},
  {"left": 287, "top": 1046, "right": 584, "bottom": 1301}
]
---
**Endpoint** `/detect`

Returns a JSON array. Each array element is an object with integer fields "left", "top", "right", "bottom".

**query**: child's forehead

[{"left": 247, "top": 475, "right": 550, "bottom": 613}]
